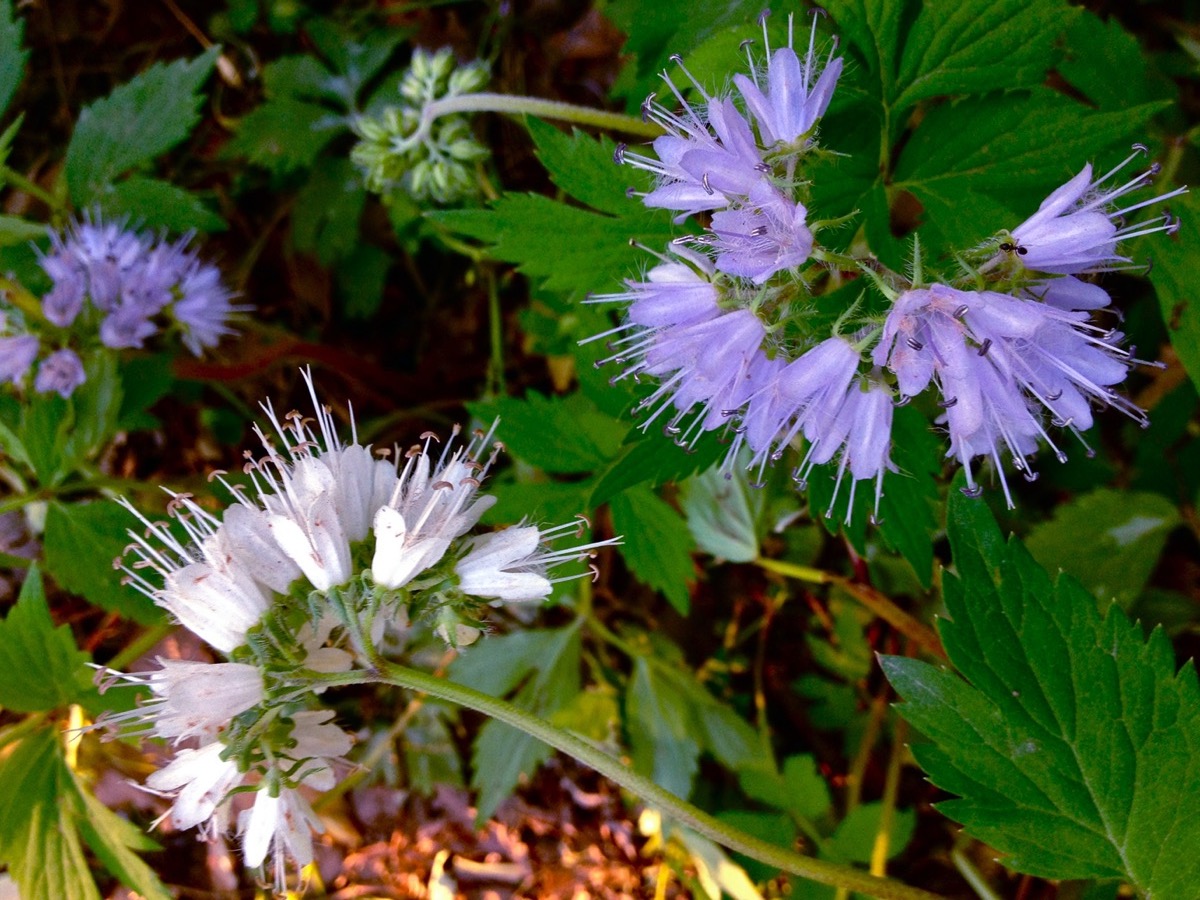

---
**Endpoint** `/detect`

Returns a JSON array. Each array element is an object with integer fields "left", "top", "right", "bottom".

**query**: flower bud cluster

[
  {"left": 0, "top": 216, "right": 240, "bottom": 398},
  {"left": 104, "top": 371, "right": 616, "bottom": 888},
  {"left": 351, "top": 47, "right": 490, "bottom": 204},
  {"left": 593, "top": 11, "right": 1184, "bottom": 516}
]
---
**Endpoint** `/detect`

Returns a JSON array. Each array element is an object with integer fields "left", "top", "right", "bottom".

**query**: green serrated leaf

[
  {"left": 468, "top": 391, "right": 625, "bottom": 475},
  {"left": 291, "top": 157, "right": 365, "bottom": 262},
  {"left": 609, "top": 485, "right": 695, "bottom": 613},
  {"left": 894, "top": 92, "right": 1170, "bottom": 258},
  {"left": 0, "top": 564, "right": 97, "bottom": 712},
  {"left": 0, "top": 725, "right": 167, "bottom": 900},
  {"left": 450, "top": 625, "right": 581, "bottom": 821},
  {"left": 0, "top": 727, "right": 99, "bottom": 900},
  {"left": 116, "top": 353, "right": 174, "bottom": 431},
  {"left": 98, "top": 176, "right": 225, "bottom": 233},
  {"left": 1058, "top": 12, "right": 1173, "bottom": 111},
  {"left": 590, "top": 429, "right": 726, "bottom": 506},
  {"left": 882, "top": 489, "right": 1200, "bottom": 896},
  {"left": 1150, "top": 191, "right": 1200, "bottom": 392},
  {"left": 429, "top": 194, "right": 676, "bottom": 297},
  {"left": 224, "top": 96, "right": 339, "bottom": 174},
  {"left": 44, "top": 502, "right": 164, "bottom": 624},
  {"left": 739, "top": 754, "right": 834, "bottom": 825},
  {"left": 526, "top": 117, "right": 646, "bottom": 216},
  {"left": 263, "top": 54, "right": 345, "bottom": 104},
  {"left": 894, "top": 0, "right": 1076, "bottom": 111},
  {"left": 53, "top": 352, "right": 124, "bottom": 477},
  {"left": 400, "top": 703, "right": 464, "bottom": 794},
  {"left": 822, "top": 0, "right": 912, "bottom": 103},
  {"left": 65, "top": 47, "right": 219, "bottom": 205},
  {"left": 21, "top": 390, "right": 75, "bottom": 486},
  {"left": 78, "top": 791, "right": 169, "bottom": 900},
  {"left": 305, "top": 20, "right": 403, "bottom": 91},
  {"left": 480, "top": 476, "right": 596, "bottom": 529},
  {"left": 1026, "top": 488, "right": 1181, "bottom": 610},
  {"left": 0, "top": 0, "right": 28, "bottom": 121}
]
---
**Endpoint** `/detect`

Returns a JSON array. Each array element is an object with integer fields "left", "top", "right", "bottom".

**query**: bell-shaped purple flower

[
  {"left": 0, "top": 334, "right": 38, "bottom": 384},
  {"left": 734, "top": 13, "right": 843, "bottom": 147},
  {"left": 1009, "top": 147, "right": 1186, "bottom": 274},
  {"left": 793, "top": 377, "right": 895, "bottom": 523},
  {"left": 875, "top": 283, "right": 1146, "bottom": 507},
  {"left": 617, "top": 65, "right": 768, "bottom": 221},
  {"left": 706, "top": 182, "right": 814, "bottom": 283},
  {"left": 100, "top": 304, "right": 158, "bottom": 349},
  {"left": 732, "top": 336, "right": 861, "bottom": 473},
  {"left": 34, "top": 348, "right": 86, "bottom": 398}
]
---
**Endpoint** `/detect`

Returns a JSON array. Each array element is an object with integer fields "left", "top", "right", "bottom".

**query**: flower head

[
  {"left": 106, "top": 369, "right": 620, "bottom": 892},
  {"left": 1008, "top": 146, "right": 1186, "bottom": 274},
  {"left": 34, "top": 348, "right": 86, "bottom": 398},
  {"left": 874, "top": 283, "right": 1145, "bottom": 506},
  {"left": 617, "top": 69, "right": 768, "bottom": 221},
  {"left": 37, "top": 216, "right": 242, "bottom": 355},
  {"left": 706, "top": 182, "right": 814, "bottom": 282},
  {"left": 734, "top": 11, "right": 844, "bottom": 148}
]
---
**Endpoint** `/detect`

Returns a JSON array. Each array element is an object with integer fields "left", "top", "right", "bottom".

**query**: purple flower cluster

[
  {"left": 873, "top": 281, "right": 1141, "bottom": 507},
  {"left": 0, "top": 218, "right": 240, "bottom": 399},
  {"left": 40, "top": 218, "right": 239, "bottom": 355},
  {"left": 616, "top": 12, "right": 839, "bottom": 284},
  {"left": 588, "top": 251, "right": 893, "bottom": 522},
  {"left": 591, "top": 11, "right": 1185, "bottom": 517}
]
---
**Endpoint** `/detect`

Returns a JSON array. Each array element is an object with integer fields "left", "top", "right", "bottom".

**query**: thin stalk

[
  {"left": 756, "top": 558, "right": 944, "bottom": 659},
  {"left": 870, "top": 717, "right": 907, "bottom": 876},
  {"left": 951, "top": 847, "right": 1004, "bottom": 900},
  {"left": 306, "top": 662, "right": 946, "bottom": 900},
  {"left": 402, "top": 92, "right": 661, "bottom": 153},
  {"left": 1, "top": 166, "right": 60, "bottom": 210}
]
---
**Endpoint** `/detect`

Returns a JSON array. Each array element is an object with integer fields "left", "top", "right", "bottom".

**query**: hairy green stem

[
  {"left": 403, "top": 92, "right": 661, "bottom": 152},
  {"left": 307, "top": 662, "right": 946, "bottom": 900}
]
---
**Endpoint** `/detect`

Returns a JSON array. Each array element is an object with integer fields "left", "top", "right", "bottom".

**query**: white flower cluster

[{"left": 103, "top": 371, "right": 616, "bottom": 888}]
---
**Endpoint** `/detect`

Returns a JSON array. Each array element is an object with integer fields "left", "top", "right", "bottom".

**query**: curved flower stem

[
  {"left": 307, "top": 661, "right": 946, "bottom": 900},
  {"left": 402, "top": 92, "right": 662, "bottom": 152}
]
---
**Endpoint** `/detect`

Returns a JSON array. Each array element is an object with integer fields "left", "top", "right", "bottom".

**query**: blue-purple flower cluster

[
  {"left": 0, "top": 217, "right": 240, "bottom": 398},
  {"left": 594, "top": 13, "right": 1183, "bottom": 519}
]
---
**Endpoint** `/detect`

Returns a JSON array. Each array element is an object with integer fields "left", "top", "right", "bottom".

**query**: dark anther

[
  {"left": 939, "top": 396, "right": 959, "bottom": 409},
  {"left": 954, "top": 304, "right": 970, "bottom": 318},
  {"left": 702, "top": 172, "right": 714, "bottom": 195},
  {"left": 960, "top": 484, "right": 984, "bottom": 499},
  {"left": 613, "top": 143, "right": 627, "bottom": 164},
  {"left": 906, "top": 337, "right": 924, "bottom": 351},
  {"left": 977, "top": 339, "right": 992, "bottom": 357}
]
